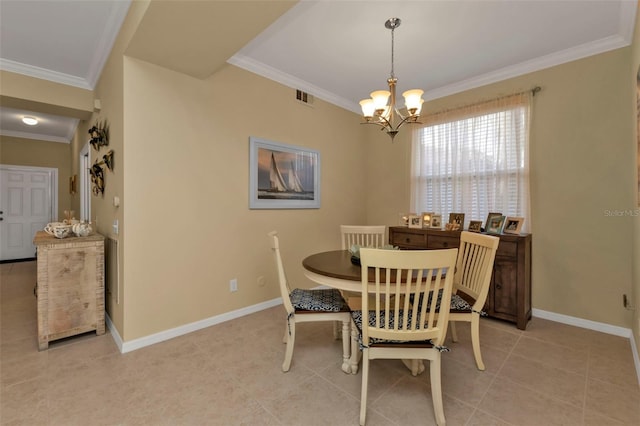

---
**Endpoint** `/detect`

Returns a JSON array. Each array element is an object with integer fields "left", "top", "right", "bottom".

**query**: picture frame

[
  {"left": 485, "top": 212, "right": 502, "bottom": 231},
  {"left": 448, "top": 212, "right": 465, "bottom": 226},
  {"left": 430, "top": 214, "right": 442, "bottom": 229},
  {"left": 503, "top": 216, "right": 524, "bottom": 234},
  {"left": 468, "top": 220, "right": 482, "bottom": 233},
  {"left": 486, "top": 215, "right": 506, "bottom": 235},
  {"left": 408, "top": 214, "right": 423, "bottom": 229},
  {"left": 447, "top": 212, "right": 465, "bottom": 231},
  {"left": 249, "top": 136, "right": 320, "bottom": 209},
  {"left": 421, "top": 212, "right": 434, "bottom": 229},
  {"left": 398, "top": 213, "right": 412, "bottom": 226}
]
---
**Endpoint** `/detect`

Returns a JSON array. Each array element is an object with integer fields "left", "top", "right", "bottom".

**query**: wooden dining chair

[
  {"left": 447, "top": 231, "right": 500, "bottom": 370},
  {"left": 268, "top": 231, "right": 352, "bottom": 373},
  {"left": 352, "top": 247, "right": 458, "bottom": 426},
  {"left": 340, "top": 225, "right": 387, "bottom": 250},
  {"left": 340, "top": 225, "right": 387, "bottom": 310}
]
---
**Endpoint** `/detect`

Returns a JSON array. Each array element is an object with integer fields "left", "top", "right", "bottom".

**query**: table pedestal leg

[{"left": 402, "top": 359, "right": 425, "bottom": 376}]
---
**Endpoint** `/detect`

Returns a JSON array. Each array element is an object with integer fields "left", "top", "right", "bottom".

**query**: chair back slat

[
  {"left": 454, "top": 232, "right": 500, "bottom": 309},
  {"left": 359, "top": 248, "right": 458, "bottom": 346},
  {"left": 268, "top": 231, "right": 295, "bottom": 315},
  {"left": 340, "top": 225, "right": 387, "bottom": 250}
]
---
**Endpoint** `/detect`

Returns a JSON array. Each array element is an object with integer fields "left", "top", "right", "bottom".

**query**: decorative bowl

[
  {"left": 72, "top": 222, "right": 93, "bottom": 237},
  {"left": 44, "top": 222, "right": 72, "bottom": 239},
  {"left": 348, "top": 244, "right": 400, "bottom": 266}
]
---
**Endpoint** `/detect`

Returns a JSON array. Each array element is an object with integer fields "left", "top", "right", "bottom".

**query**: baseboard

[
  {"left": 631, "top": 333, "right": 640, "bottom": 387},
  {"left": 532, "top": 308, "right": 631, "bottom": 337},
  {"left": 109, "top": 297, "right": 283, "bottom": 354},
  {"left": 105, "top": 312, "right": 124, "bottom": 352},
  {"left": 532, "top": 308, "right": 640, "bottom": 385}
]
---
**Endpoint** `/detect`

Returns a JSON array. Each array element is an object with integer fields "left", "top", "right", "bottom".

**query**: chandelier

[{"left": 359, "top": 18, "right": 424, "bottom": 141}]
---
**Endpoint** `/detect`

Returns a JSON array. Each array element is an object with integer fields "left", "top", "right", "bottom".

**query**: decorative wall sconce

[{"left": 69, "top": 175, "right": 77, "bottom": 195}]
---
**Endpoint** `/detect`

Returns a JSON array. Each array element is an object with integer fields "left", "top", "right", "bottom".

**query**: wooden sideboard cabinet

[
  {"left": 389, "top": 226, "right": 532, "bottom": 329},
  {"left": 33, "top": 231, "right": 105, "bottom": 350}
]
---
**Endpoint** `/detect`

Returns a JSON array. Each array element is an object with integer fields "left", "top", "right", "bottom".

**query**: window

[{"left": 411, "top": 93, "right": 531, "bottom": 232}]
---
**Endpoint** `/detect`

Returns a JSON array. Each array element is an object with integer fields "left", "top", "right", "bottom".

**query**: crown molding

[
  {"left": 228, "top": 54, "right": 360, "bottom": 114},
  {"left": 0, "top": 129, "right": 71, "bottom": 143},
  {"left": 0, "top": 58, "right": 92, "bottom": 90},
  {"left": 85, "top": 1, "right": 131, "bottom": 89},
  {"left": 426, "top": 33, "right": 632, "bottom": 101}
]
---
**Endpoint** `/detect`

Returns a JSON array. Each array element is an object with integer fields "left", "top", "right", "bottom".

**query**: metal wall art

[
  {"left": 88, "top": 119, "right": 114, "bottom": 196},
  {"left": 88, "top": 120, "right": 109, "bottom": 150}
]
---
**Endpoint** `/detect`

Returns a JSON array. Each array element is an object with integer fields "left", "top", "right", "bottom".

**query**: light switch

[
  {"left": 113, "top": 196, "right": 120, "bottom": 207},
  {"left": 113, "top": 219, "right": 119, "bottom": 235}
]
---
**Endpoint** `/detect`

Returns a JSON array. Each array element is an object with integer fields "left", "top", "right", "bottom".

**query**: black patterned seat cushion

[
  {"left": 411, "top": 290, "right": 477, "bottom": 314},
  {"left": 351, "top": 310, "right": 434, "bottom": 346},
  {"left": 290, "top": 288, "right": 349, "bottom": 312}
]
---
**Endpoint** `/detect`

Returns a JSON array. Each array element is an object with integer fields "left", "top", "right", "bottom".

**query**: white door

[{"left": 0, "top": 165, "right": 58, "bottom": 261}]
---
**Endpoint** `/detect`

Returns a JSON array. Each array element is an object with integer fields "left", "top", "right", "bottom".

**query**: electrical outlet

[
  {"left": 229, "top": 278, "right": 238, "bottom": 292},
  {"left": 257, "top": 276, "right": 265, "bottom": 287}
]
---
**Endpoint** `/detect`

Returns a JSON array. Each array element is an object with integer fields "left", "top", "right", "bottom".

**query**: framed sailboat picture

[{"left": 249, "top": 137, "right": 320, "bottom": 209}]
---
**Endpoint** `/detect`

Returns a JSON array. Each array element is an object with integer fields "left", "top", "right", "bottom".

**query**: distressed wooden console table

[{"left": 33, "top": 231, "right": 105, "bottom": 350}]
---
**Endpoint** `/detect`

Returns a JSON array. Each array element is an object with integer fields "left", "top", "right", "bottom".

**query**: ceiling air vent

[{"left": 295, "top": 89, "right": 314, "bottom": 107}]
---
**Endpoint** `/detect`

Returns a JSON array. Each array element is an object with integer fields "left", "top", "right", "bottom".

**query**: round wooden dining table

[
  {"left": 302, "top": 250, "right": 363, "bottom": 292},
  {"left": 302, "top": 249, "right": 431, "bottom": 376}
]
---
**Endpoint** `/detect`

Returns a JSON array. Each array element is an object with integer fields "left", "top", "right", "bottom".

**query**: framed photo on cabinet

[
  {"left": 468, "top": 220, "right": 483, "bottom": 233},
  {"left": 421, "top": 212, "right": 434, "bottom": 229},
  {"left": 485, "top": 212, "right": 502, "bottom": 230},
  {"left": 430, "top": 214, "right": 442, "bottom": 229},
  {"left": 408, "top": 214, "right": 423, "bottom": 229},
  {"left": 503, "top": 217, "right": 524, "bottom": 234},
  {"left": 486, "top": 215, "right": 506, "bottom": 235}
]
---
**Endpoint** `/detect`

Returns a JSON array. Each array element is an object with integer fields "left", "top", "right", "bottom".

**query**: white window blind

[{"left": 411, "top": 92, "right": 531, "bottom": 232}]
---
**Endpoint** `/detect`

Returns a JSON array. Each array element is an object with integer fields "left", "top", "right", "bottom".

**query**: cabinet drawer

[
  {"left": 496, "top": 240, "right": 517, "bottom": 258},
  {"left": 427, "top": 235, "right": 460, "bottom": 249},
  {"left": 391, "top": 231, "right": 427, "bottom": 248}
]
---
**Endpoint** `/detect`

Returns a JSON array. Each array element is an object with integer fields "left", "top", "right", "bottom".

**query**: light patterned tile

[
  {"left": 498, "top": 353, "right": 586, "bottom": 408},
  {"left": 511, "top": 335, "right": 589, "bottom": 376},
  {"left": 585, "top": 377, "right": 640, "bottom": 424},
  {"left": 480, "top": 376, "right": 583, "bottom": 425}
]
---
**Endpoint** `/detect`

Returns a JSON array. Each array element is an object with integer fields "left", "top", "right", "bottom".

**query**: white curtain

[{"left": 411, "top": 92, "right": 531, "bottom": 232}]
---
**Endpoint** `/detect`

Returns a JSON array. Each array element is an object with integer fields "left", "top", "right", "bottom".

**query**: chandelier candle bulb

[
  {"left": 371, "top": 90, "right": 390, "bottom": 110},
  {"left": 360, "top": 99, "right": 375, "bottom": 118},
  {"left": 403, "top": 89, "right": 424, "bottom": 113}
]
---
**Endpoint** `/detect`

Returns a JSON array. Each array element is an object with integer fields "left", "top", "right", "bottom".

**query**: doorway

[{"left": 0, "top": 165, "right": 58, "bottom": 261}]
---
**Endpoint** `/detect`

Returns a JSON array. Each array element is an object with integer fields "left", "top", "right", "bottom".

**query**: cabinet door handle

[
  {"left": 405, "top": 238, "right": 410, "bottom": 243},
  {"left": 443, "top": 242, "right": 449, "bottom": 247},
  {"left": 495, "top": 283, "right": 502, "bottom": 289}
]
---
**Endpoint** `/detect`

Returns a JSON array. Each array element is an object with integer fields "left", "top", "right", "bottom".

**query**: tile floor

[{"left": 1, "top": 260, "right": 639, "bottom": 425}]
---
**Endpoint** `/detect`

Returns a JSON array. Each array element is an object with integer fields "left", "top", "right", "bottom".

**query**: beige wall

[
  {"left": 368, "top": 48, "right": 635, "bottom": 329},
  {"left": 0, "top": 70, "right": 93, "bottom": 120},
  {"left": 75, "top": 0, "right": 151, "bottom": 336},
  {"left": 121, "top": 58, "right": 367, "bottom": 340},
  {"left": 0, "top": 136, "right": 71, "bottom": 220}
]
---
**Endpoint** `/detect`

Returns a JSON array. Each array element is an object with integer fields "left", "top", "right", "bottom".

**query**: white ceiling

[{"left": 0, "top": 0, "right": 636, "bottom": 143}]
